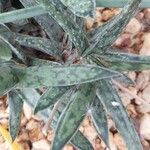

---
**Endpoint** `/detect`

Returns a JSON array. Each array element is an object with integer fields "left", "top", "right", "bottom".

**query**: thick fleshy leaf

[
  {"left": 97, "top": 51, "right": 150, "bottom": 71},
  {"left": 60, "top": 0, "right": 96, "bottom": 18},
  {"left": 0, "top": 39, "right": 12, "bottom": 61},
  {"left": 34, "top": 86, "right": 71, "bottom": 114},
  {"left": 0, "top": 66, "right": 19, "bottom": 95},
  {"left": 71, "top": 130, "right": 94, "bottom": 150},
  {"left": 15, "top": 34, "right": 61, "bottom": 57},
  {"left": 19, "top": 0, "right": 64, "bottom": 44},
  {"left": 17, "top": 88, "right": 93, "bottom": 150},
  {"left": 85, "top": 0, "right": 141, "bottom": 55},
  {"left": 0, "top": 5, "right": 45, "bottom": 24},
  {"left": 8, "top": 90, "right": 23, "bottom": 141},
  {"left": 27, "top": 57, "right": 60, "bottom": 66},
  {"left": 96, "top": 0, "right": 149, "bottom": 8},
  {"left": 90, "top": 96, "right": 109, "bottom": 146},
  {"left": 15, "top": 65, "right": 121, "bottom": 88},
  {"left": 0, "top": 24, "right": 26, "bottom": 62},
  {"left": 37, "top": 0, "right": 89, "bottom": 53},
  {"left": 96, "top": 80, "right": 143, "bottom": 150},
  {"left": 51, "top": 83, "right": 96, "bottom": 150}
]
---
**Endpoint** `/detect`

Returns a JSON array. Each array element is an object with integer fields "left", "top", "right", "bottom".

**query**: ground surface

[{"left": 0, "top": 8, "right": 150, "bottom": 150}]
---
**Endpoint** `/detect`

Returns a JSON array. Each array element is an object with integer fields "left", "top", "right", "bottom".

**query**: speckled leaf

[
  {"left": 51, "top": 83, "right": 96, "bottom": 150},
  {"left": 96, "top": 80, "right": 143, "bottom": 150},
  {"left": 19, "top": 0, "right": 65, "bottom": 47},
  {"left": 34, "top": 86, "right": 71, "bottom": 114},
  {"left": 15, "top": 33, "right": 60, "bottom": 57},
  {"left": 17, "top": 88, "right": 93, "bottom": 150},
  {"left": 98, "top": 51, "right": 150, "bottom": 71},
  {"left": 0, "top": 24, "right": 26, "bottom": 62},
  {"left": 8, "top": 90, "right": 23, "bottom": 141},
  {"left": 16, "top": 65, "right": 121, "bottom": 88},
  {"left": 0, "top": 66, "right": 19, "bottom": 95},
  {"left": 37, "top": 0, "right": 89, "bottom": 53},
  {"left": 96, "top": 0, "right": 149, "bottom": 8},
  {"left": 0, "top": 39, "right": 12, "bottom": 61},
  {"left": 71, "top": 130, "right": 94, "bottom": 150},
  {"left": 27, "top": 57, "right": 60, "bottom": 66},
  {"left": 85, "top": 0, "right": 141, "bottom": 55},
  {"left": 60, "top": 0, "right": 96, "bottom": 18},
  {"left": 90, "top": 96, "right": 109, "bottom": 146}
]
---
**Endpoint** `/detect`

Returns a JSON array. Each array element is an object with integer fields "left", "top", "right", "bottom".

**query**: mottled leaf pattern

[
  {"left": 15, "top": 34, "right": 60, "bottom": 57},
  {"left": 60, "top": 0, "right": 96, "bottom": 17},
  {"left": 0, "top": 66, "right": 19, "bottom": 95},
  {"left": 0, "top": 24, "right": 26, "bottom": 62},
  {"left": 51, "top": 83, "right": 96, "bottom": 150},
  {"left": 8, "top": 90, "right": 23, "bottom": 141},
  {"left": 71, "top": 130, "right": 94, "bottom": 150},
  {"left": 19, "top": 0, "right": 64, "bottom": 46},
  {"left": 0, "top": 39, "right": 12, "bottom": 61},
  {"left": 16, "top": 65, "right": 121, "bottom": 88},
  {"left": 96, "top": 0, "right": 148, "bottom": 8},
  {"left": 17, "top": 88, "right": 93, "bottom": 150},
  {"left": 97, "top": 80, "right": 143, "bottom": 150},
  {"left": 84, "top": 0, "right": 141, "bottom": 55},
  {"left": 37, "top": 0, "right": 89, "bottom": 53},
  {"left": 97, "top": 50, "right": 150, "bottom": 71},
  {"left": 34, "top": 86, "right": 71, "bottom": 113},
  {"left": 90, "top": 96, "right": 109, "bottom": 146}
]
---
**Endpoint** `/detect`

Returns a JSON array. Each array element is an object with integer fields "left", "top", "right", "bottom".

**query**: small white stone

[
  {"left": 142, "top": 85, "right": 150, "bottom": 103},
  {"left": 111, "top": 101, "right": 120, "bottom": 106},
  {"left": 32, "top": 139, "right": 50, "bottom": 150},
  {"left": 140, "top": 33, "right": 150, "bottom": 56},
  {"left": 140, "top": 114, "right": 150, "bottom": 140},
  {"left": 125, "top": 18, "right": 141, "bottom": 34}
]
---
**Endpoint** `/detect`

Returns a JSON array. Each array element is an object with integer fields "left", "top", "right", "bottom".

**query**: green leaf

[
  {"left": 96, "top": 0, "right": 149, "bottom": 8},
  {"left": 0, "top": 24, "right": 26, "bottom": 62},
  {"left": 20, "top": 0, "right": 63, "bottom": 50},
  {"left": 0, "top": 39, "right": 12, "bottom": 61},
  {"left": 16, "top": 65, "right": 121, "bottom": 88},
  {"left": 60, "top": 0, "right": 96, "bottom": 18},
  {"left": 15, "top": 33, "right": 61, "bottom": 57},
  {"left": 8, "top": 90, "right": 23, "bottom": 141},
  {"left": 0, "top": 5, "right": 45, "bottom": 23},
  {"left": 84, "top": 0, "right": 141, "bottom": 55},
  {"left": 71, "top": 130, "right": 94, "bottom": 150},
  {"left": 0, "top": 66, "right": 19, "bottom": 95},
  {"left": 96, "top": 80, "right": 143, "bottom": 150},
  {"left": 90, "top": 96, "right": 109, "bottom": 146},
  {"left": 17, "top": 88, "right": 93, "bottom": 150},
  {"left": 97, "top": 50, "right": 150, "bottom": 71},
  {"left": 27, "top": 56, "right": 61, "bottom": 66},
  {"left": 51, "top": 83, "right": 96, "bottom": 150},
  {"left": 34, "top": 86, "right": 71, "bottom": 114},
  {"left": 37, "top": 0, "right": 89, "bottom": 53}
]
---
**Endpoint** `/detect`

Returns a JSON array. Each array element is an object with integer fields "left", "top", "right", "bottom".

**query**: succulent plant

[{"left": 0, "top": 0, "right": 150, "bottom": 149}]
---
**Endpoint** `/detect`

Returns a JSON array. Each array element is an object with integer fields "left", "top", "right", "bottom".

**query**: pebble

[
  {"left": 142, "top": 84, "right": 150, "bottom": 103},
  {"left": 113, "top": 133, "right": 127, "bottom": 150},
  {"left": 125, "top": 18, "right": 141, "bottom": 34},
  {"left": 140, "top": 114, "right": 150, "bottom": 140},
  {"left": 137, "top": 104, "right": 150, "bottom": 113},
  {"left": 140, "top": 33, "right": 150, "bottom": 56},
  {"left": 63, "top": 145, "right": 74, "bottom": 150},
  {"left": 107, "top": 133, "right": 117, "bottom": 150},
  {"left": 32, "top": 139, "right": 50, "bottom": 150}
]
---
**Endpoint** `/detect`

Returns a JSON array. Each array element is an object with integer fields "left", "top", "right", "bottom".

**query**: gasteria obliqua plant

[{"left": 0, "top": 0, "right": 149, "bottom": 149}]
